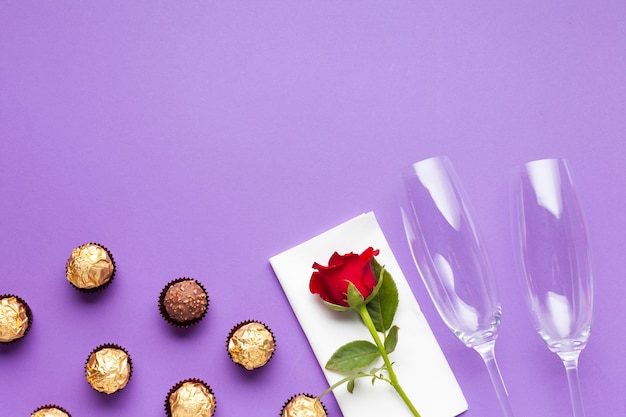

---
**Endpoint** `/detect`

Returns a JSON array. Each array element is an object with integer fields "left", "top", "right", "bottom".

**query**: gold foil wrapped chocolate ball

[
  {"left": 66, "top": 243, "right": 115, "bottom": 291},
  {"left": 31, "top": 405, "right": 71, "bottom": 417},
  {"left": 166, "top": 379, "right": 216, "bottom": 417},
  {"left": 281, "top": 394, "right": 327, "bottom": 417},
  {"left": 227, "top": 320, "right": 275, "bottom": 370},
  {"left": 85, "top": 344, "right": 131, "bottom": 394},
  {"left": 0, "top": 295, "right": 32, "bottom": 343}
]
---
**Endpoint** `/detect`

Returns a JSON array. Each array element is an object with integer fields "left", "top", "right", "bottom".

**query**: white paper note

[{"left": 269, "top": 212, "right": 468, "bottom": 417}]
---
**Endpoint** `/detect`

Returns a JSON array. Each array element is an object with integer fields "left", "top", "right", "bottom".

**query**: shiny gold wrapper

[
  {"left": 0, "top": 296, "right": 29, "bottom": 342},
  {"left": 281, "top": 394, "right": 327, "bottom": 417},
  {"left": 66, "top": 243, "right": 114, "bottom": 289},
  {"left": 227, "top": 321, "right": 275, "bottom": 370},
  {"left": 168, "top": 381, "right": 216, "bottom": 417},
  {"left": 86, "top": 346, "right": 131, "bottom": 394},
  {"left": 31, "top": 406, "right": 70, "bottom": 417}
]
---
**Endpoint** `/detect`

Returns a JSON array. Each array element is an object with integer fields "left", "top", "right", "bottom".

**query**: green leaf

[
  {"left": 366, "top": 258, "right": 399, "bottom": 332},
  {"left": 325, "top": 340, "right": 381, "bottom": 373},
  {"left": 346, "top": 282, "right": 365, "bottom": 308},
  {"left": 347, "top": 378, "right": 355, "bottom": 393},
  {"left": 384, "top": 325, "right": 399, "bottom": 354}
]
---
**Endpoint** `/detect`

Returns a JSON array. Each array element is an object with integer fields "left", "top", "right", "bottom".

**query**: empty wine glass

[
  {"left": 510, "top": 158, "right": 593, "bottom": 417},
  {"left": 401, "top": 156, "right": 515, "bottom": 417}
]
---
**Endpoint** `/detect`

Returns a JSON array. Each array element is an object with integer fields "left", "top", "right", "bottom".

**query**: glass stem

[
  {"left": 560, "top": 352, "right": 585, "bottom": 417},
  {"left": 474, "top": 340, "right": 516, "bottom": 417}
]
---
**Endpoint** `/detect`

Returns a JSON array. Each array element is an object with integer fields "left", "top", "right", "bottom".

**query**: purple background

[{"left": 1, "top": 2, "right": 624, "bottom": 416}]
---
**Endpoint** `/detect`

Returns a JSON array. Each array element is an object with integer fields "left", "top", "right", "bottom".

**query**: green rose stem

[
  {"left": 310, "top": 251, "right": 421, "bottom": 416},
  {"left": 317, "top": 303, "right": 421, "bottom": 417},
  {"left": 357, "top": 304, "right": 421, "bottom": 417}
]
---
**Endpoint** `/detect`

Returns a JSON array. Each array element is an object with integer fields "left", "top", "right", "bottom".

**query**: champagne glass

[
  {"left": 401, "top": 156, "right": 515, "bottom": 417},
  {"left": 510, "top": 158, "right": 593, "bottom": 417}
]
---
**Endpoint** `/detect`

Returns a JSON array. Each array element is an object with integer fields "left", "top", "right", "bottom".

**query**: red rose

[{"left": 309, "top": 247, "right": 380, "bottom": 307}]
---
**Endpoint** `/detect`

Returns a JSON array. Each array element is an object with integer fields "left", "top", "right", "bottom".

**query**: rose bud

[{"left": 309, "top": 247, "right": 380, "bottom": 307}]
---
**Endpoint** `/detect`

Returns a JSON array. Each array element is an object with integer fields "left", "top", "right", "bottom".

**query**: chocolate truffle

[
  {"left": 159, "top": 278, "right": 208, "bottom": 327},
  {"left": 0, "top": 295, "right": 31, "bottom": 343},
  {"left": 85, "top": 344, "right": 131, "bottom": 394},
  {"left": 281, "top": 394, "right": 327, "bottom": 417},
  {"left": 66, "top": 243, "right": 115, "bottom": 290},
  {"left": 31, "top": 405, "right": 71, "bottom": 417},
  {"left": 227, "top": 320, "right": 275, "bottom": 370},
  {"left": 166, "top": 379, "right": 216, "bottom": 417}
]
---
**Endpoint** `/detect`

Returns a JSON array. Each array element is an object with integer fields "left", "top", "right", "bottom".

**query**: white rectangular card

[{"left": 269, "top": 212, "right": 468, "bottom": 417}]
